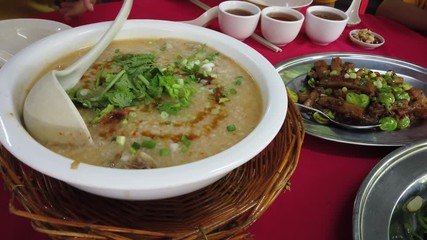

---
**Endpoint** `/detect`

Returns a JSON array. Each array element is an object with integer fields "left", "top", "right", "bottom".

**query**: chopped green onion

[
  {"left": 373, "top": 80, "right": 383, "bottom": 89},
  {"left": 349, "top": 72, "right": 357, "bottom": 79},
  {"left": 128, "top": 111, "right": 137, "bottom": 120},
  {"left": 120, "top": 118, "right": 129, "bottom": 125},
  {"left": 313, "top": 112, "right": 329, "bottom": 125},
  {"left": 326, "top": 111, "right": 335, "bottom": 120},
  {"left": 307, "top": 78, "right": 315, "bottom": 88},
  {"left": 401, "top": 83, "right": 412, "bottom": 90},
  {"left": 159, "top": 148, "right": 170, "bottom": 156},
  {"left": 287, "top": 89, "right": 298, "bottom": 103},
  {"left": 346, "top": 92, "right": 369, "bottom": 108},
  {"left": 160, "top": 111, "right": 169, "bottom": 119},
  {"left": 234, "top": 76, "right": 243, "bottom": 86},
  {"left": 219, "top": 97, "right": 229, "bottom": 103},
  {"left": 330, "top": 70, "right": 338, "bottom": 76},
  {"left": 406, "top": 196, "right": 424, "bottom": 212},
  {"left": 141, "top": 140, "right": 156, "bottom": 149},
  {"left": 379, "top": 117, "right": 397, "bottom": 131},
  {"left": 131, "top": 141, "right": 141, "bottom": 150},
  {"left": 115, "top": 136, "right": 126, "bottom": 146},
  {"left": 379, "top": 92, "right": 395, "bottom": 110},
  {"left": 91, "top": 104, "right": 114, "bottom": 124},
  {"left": 129, "top": 141, "right": 141, "bottom": 154},
  {"left": 226, "top": 88, "right": 237, "bottom": 95},
  {"left": 227, "top": 124, "right": 237, "bottom": 132},
  {"left": 181, "top": 135, "right": 191, "bottom": 148},
  {"left": 71, "top": 160, "right": 80, "bottom": 169},
  {"left": 395, "top": 92, "right": 410, "bottom": 101},
  {"left": 398, "top": 116, "right": 411, "bottom": 129}
]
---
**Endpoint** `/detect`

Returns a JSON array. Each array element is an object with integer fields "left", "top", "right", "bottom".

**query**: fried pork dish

[{"left": 294, "top": 57, "right": 427, "bottom": 131}]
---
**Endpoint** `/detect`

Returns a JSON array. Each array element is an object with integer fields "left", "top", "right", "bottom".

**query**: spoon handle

[
  {"left": 181, "top": 6, "right": 219, "bottom": 27},
  {"left": 58, "top": 0, "right": 133, "bottom": 90},
  {"left": 189, "top": 0, "right": 210, "bottom": 10},
  {"left": 345, "top": 0, "right": 362, "bottom": 26}
]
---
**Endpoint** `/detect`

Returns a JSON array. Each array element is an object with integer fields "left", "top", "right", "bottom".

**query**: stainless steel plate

[
  {"left": 276, "top": 53, "right": 427, "bottom": 146},
  {"left": 352, "top": 139, "right": 427, "bottom": 240}
]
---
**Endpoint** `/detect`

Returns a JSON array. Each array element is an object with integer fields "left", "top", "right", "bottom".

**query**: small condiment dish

[{"left": 349, "top": 29, "right": 385, "bottom": 50}]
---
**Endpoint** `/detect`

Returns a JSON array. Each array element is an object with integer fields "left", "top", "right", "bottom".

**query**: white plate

[
  {"left": 0, "top": 18, "right": 71, "bottom": 58},
  {"left": 349, "top": 29, "right": 385, "bottom": 50},
  {"left": 246, "top": 0, "right": 313, "bottom": 9}
]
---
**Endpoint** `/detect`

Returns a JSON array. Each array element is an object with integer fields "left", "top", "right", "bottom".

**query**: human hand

[{"left": 59, "top": 0, "right": 97, "bottom": 21}]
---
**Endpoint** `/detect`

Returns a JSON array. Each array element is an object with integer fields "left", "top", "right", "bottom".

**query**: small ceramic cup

[
  {"left": 261, "top": 7, "right": 304, "bottom": 46},
  {"left": 218, "top": 1, "right": 261, "bottom": 40},
  {"left": 305, "top": 5, "right": 349, "bottom": 45}
]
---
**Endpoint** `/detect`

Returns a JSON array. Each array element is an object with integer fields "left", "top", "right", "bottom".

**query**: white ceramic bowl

[
  {"left": 0, "top": 20, "right": 287, "bottom": 200},
  {"left": 349, "top": 29, "right": 385, "bottom": 50},
  {"left": 0, "top": 18, "right": 71, "bottom": 56},
  {"left": 0, "top": 18, "right": 71, "bottom": 68}
]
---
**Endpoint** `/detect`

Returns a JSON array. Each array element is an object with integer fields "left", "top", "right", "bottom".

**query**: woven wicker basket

[{"left": 0, "top": 100, "right": 304, "bottom": 240}]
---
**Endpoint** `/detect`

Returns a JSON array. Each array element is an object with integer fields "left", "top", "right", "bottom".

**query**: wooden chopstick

[
  {"left": 188, "top": 0, "right": 282, "bottom": 52},
  {"left": 189, "top": 0, "right": 211, "bottom": 10}
]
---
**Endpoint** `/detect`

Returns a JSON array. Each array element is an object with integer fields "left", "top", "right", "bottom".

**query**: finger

[{"left": 84, "top": 0, "right": 95, "bottom": 11}]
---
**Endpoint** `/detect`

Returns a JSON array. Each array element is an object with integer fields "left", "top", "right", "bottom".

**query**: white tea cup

[
  {"left": 218, "top": 1, "right": 261, "bottom": 40},
  {"left": 305, "top": 5, "right": 349, "bottom": 45},
  {"left": 261, "top": 7, "right": 304, "bottom": 46}
]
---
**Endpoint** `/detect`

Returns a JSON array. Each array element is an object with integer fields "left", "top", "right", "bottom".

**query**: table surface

[{"left": 1, "top": 1, "right": 426, "bottom": 239}]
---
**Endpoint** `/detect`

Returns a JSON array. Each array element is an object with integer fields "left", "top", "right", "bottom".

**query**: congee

[{"left": 37, "top": 39, "right": 263, "bottom": 169}]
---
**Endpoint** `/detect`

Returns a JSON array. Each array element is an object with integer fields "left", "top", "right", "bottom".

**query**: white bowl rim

[
  {"left": 0, "top": 18, "right": 72, "bottom": 55},
  {"left": 0, "top": 20, "right": 287, "bottom": 198}
]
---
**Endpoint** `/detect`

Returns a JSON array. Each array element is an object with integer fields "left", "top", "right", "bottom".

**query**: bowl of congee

[{"left": 0, "top": 20, "right": 287, "bottom": 200}]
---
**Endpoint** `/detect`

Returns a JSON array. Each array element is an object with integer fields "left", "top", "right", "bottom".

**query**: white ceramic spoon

[
  {"left": 23, "top": 0, "right": 133, "bottom": 145},
  {"left": 346, "top": 0, "right": 362, "bottom": 26},
  {"left": 181, "top": 6, "right": 218, "bottom": 27}
]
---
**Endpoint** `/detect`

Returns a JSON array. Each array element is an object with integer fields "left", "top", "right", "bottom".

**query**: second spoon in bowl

[{"left": 295, "top": 103, "right": 381, "bottom": 130}]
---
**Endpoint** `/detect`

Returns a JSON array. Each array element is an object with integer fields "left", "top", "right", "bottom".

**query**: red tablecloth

[{"left": 1, "top": 1, "right": 426, "bottom": 239}]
